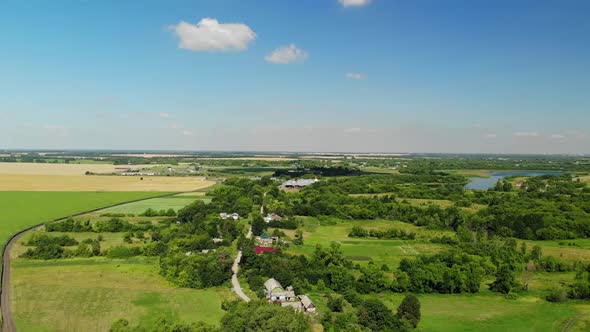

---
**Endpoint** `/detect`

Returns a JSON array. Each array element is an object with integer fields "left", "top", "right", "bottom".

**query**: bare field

[
  {"left": 112, "top": 154, "right": 296, "bottom": 161},
  {"left": 0, "top": 162, "right": 158, "bottom": 176},
  {"left": 0, "top": 174, "right": 214, "bottom": 192},
  {"left": 197, "top": 157, "right": 295, "bottom": 161}
]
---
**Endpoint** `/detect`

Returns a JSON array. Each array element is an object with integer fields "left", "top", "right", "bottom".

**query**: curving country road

[
  {"left": 0, "top": 192, "right": 189, "bottom": 332},
  {"left": 231, "top": 226, "right": 252, "bottom": 302}
]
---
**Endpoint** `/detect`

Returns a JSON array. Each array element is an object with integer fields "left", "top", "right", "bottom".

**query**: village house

[
  {"left": 255, "top": 232, "right": 279, "bottom": 247},
  {"left": 263, "top": 278, "right": 316, "bottom": 314},
  {"left": 264, "top": 213, "right": 283, "bottom": 223},
  {"left": 264, "top": 278, "right": 297, "bottom": 302},
  {"left": 299, "top": 295, "right": 317, "bottom": 313},
  {"left": 219, "top": 212, "right": 240, "bottom": 220}
]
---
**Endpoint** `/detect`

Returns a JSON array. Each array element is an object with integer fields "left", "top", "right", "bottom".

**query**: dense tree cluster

[
  {"left": 21, "top": 234, "right": 101, "bottom": 259},
  {"left": 141, "top": 208, "right": 177, "bottom": 217},
  {"left": 349, "top": 225, "right": 416, "bottom": 240}
]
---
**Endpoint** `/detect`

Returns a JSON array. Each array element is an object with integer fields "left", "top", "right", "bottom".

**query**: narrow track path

[
  {"left": 561, "top": 314, "right": 582, "bottom": 332},
  {"left": 231, "top": 226, "right": 252, "bottom": 302},
  {"left": 0, "top": 192, "right": 185, "bottom": 332}
]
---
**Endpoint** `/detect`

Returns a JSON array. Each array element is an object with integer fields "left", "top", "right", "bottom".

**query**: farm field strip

[
  {"left": 0, "top": 174, "right": 214, "bottom": 192},
  {"left": 99, "top": 195, "right": 210, "bottom": 214},
  {"left": 0, "top": 192, "right": 170, "bottom": 253},
  {"left": 0, "top": 162, "right": 158, "bottom": 176}
]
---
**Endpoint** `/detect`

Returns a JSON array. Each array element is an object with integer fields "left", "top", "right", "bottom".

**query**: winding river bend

[{"left": 466, "top": 171, "right": 562, "bottom": 190}]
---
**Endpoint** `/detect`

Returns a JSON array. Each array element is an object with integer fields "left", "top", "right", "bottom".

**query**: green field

[
  {"left": 99, "top": 195, "right": 210, "bottom": 214},
  {"left": 10, "top": 256, "right": 235, "bottom": 332},
  {"left": 379, "top": 290, "right": 590, "bottom": 332},
  {"left": 285, "top": 217, "right": 590, "bottom": 331},
  {"left": 286, "top": 217, "right": 453, "bottom": 267},
  {"left": 0, "top": 191, "right": 169, "bottom": 254},
  {"left": 525, "top": 239, "right": 590, "bottom": 263}
]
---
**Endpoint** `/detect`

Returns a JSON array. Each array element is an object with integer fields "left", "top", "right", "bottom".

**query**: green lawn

[
  {"left": 11, "top": 256, "right": 235, "bottom": 332},
  {"left": 0, "top": 191, "right": 168, "bottom": 255}
]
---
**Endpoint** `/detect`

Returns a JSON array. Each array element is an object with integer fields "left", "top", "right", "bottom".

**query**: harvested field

[
  {"left": 0, "top": 174, "right": 214, "bottom": 192},
  {"left": 112, "top": 154, "right": 295, "bottom": 161},
  {"left": 0, "top": 162, "right": 157, "bottom": 176},
  {"left": 196, "top": 157, "right": 295, "bottom": 161}
]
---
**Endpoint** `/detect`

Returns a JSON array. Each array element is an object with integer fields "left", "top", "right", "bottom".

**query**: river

[{"left": 465, "top": 171, "right": 562, "bottom": 190}]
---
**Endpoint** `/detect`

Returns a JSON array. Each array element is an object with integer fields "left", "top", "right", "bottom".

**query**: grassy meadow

[
  {"left": 100, "top": 195, "right": 211, "bottom": 214},
  {"left": 285, "top": 217, "right": 590, "bottom": 331},
  {"left": 285, "top": 217, "right": 453, "bottom": 267},
  {"left": 0, "top": 191, "right": 168, "bottom": 253},
  {"left": 10, "top": 257, "right": 235, "bottom": 332},
  {"left": 380, "top": 291, "right": 590, "bottom": 332},
  {"left": 5, "top": 188, "right": 221, "bottom": 331}
]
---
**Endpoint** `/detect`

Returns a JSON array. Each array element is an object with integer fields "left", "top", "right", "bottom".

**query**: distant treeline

[{"left": 273, "top": 166, "right": 361, "bottom": 178}]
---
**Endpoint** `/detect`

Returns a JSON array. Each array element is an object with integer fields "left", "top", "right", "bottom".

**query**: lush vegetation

[
  {"left": 7, "top": 154, "right": 590, "bottom": 331},
  {"left": 0, "top": 191, "right": 166, "bottom": 258}
]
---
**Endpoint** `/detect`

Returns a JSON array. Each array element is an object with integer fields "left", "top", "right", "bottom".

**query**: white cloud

[
  {"left": 339, "top": 0, "right": 371, "bottom": 7},
  {"left": 482, "top": 133, "right": 497, "bottom": 139},
  {"left": 345, "top": 73, "right": 367, "bottom": 80},
  {"left": 345, "top": 127, "right": 362, "bottom": 133},
  {"left": 181, "top": 130, "right": 194, "bottom": 137},
  {"left": 158, "top": 112, "right": 170, "bottom": 119},
  {"left": 169, "top": 18, "right": 256, "bottom": 52},
  {"left": 265, "top": 44, "right": 309, "bottom": 64},
  {"left": 550, "top": 134, "right": 566, "bottom": 140},
  {"left": 514, "top": 132, "right": 539, "bottom": 137}
]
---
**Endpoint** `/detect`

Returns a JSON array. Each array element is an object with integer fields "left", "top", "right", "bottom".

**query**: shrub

[
  {"left": 547, "top": 286, "right": 568, "bottom": 302},
  {"left": 106, "top": 245, "right": 141, "bottom": 259}
]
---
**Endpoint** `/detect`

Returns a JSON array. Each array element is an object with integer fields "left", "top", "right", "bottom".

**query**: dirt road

[{"left": 231, "top": 226, "right": 252, "bottom": 302}]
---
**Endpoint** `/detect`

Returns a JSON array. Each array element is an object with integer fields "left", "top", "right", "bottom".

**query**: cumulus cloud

[
  {"left": 181, "top": 130, "right": 194, "bottom": 137},
  {"left": 514, "top": 132, "right": 539, "bottom": 137},
  {"left": 345, "top": 73, "right": 367, "bottom": 80},
  {"left": 339, "top": 0, "right": 371, "bottom": 7},
  {"left": 265, "top": 44, "right": 309, "bottom": 64},
  {"left": 169, "top": 18, "right": 256, "bottom": 51},
  {"left": 550, "top": 134, "right": 566, "bottom": 140},
  {"left": 482, "top": 133, "right": 497, "bottom": 139},
  {"left": 158, "top": 112, "right": 170, "bottom": 119}
]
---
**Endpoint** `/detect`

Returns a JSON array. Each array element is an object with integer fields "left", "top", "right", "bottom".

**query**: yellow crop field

[
  {"left": 0, "top": 174, "right": 214, "bottom": 192},
  {"left": 0, "top": 162, "right": 157, "bottom": 176}
]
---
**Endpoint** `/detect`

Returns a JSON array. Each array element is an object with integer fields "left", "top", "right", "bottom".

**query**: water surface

[{"left": 466, "top": 171, "right": 562, "bottom": 190}]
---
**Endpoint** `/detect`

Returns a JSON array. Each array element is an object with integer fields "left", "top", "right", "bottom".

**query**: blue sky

[{"left": 0, "top": 0, "right": 588, "bottom": 153}]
